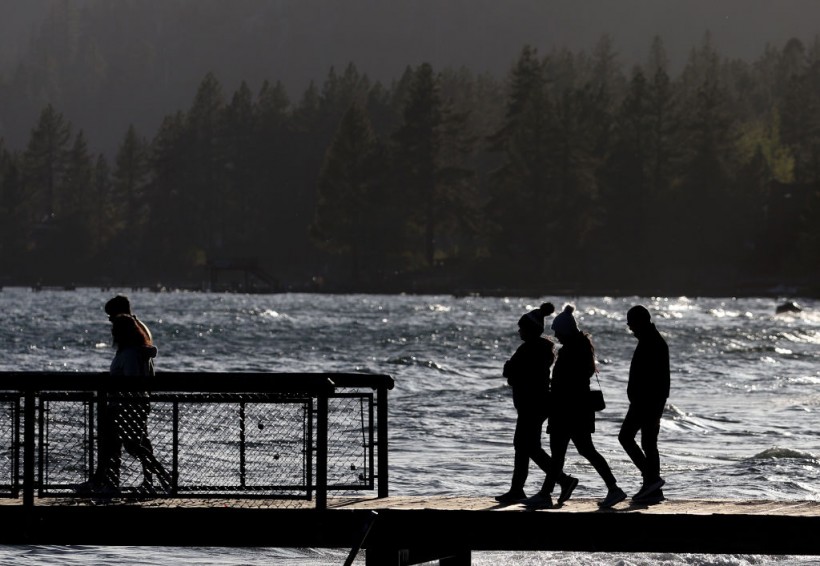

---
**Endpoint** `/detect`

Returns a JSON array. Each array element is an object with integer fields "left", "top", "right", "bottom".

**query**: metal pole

[
  {"left": 377, "top": 384, "right": 389, "bottom": 498},
  {"left": 316, "top": 391, "right": 328, "bottom": 510}
]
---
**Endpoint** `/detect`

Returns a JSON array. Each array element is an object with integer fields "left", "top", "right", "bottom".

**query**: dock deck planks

[{"left": 0, "top": 497, "right": 817, "bottom": 559}]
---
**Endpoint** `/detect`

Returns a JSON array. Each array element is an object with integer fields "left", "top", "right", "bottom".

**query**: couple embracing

[{"left": 496, "top": 301, "right": 669, "bottom": 509}]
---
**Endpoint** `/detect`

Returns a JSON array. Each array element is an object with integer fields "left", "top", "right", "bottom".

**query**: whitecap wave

[{"left": 751, "top": 446, "right": 818, "bottom": 462}]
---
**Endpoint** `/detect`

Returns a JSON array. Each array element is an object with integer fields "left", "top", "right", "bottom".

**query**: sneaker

[
  {"left": 74, "top": 479, "right": 119, "bottom": 497},
  {"left": 73, "top": 480, "right": 97, "bottom": 496},
  {"left": 557, "top": 476, "right": 579, "bottom": 504},
  {"left": 634, "top": 487, "right": 665, "bottom": 505},
  {"left": 495, "top": 489, "right": 526, "bottom": 503},
  {"left": 522, "top": 492, "right": 553, "bottom": 509},
  {"left": 90, "top": 482, "right": 121, "bottom": 498},
  {"left": 598, "top": 486, "right": 627, "bottom": 509},
  {"left": 632, "top": 477, "right": 665, "bottom": 501}
]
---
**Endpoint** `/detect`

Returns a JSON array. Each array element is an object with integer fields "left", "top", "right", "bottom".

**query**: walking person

[
  {"left": 524, "top": 304, "right": 626, "bottom": 509},
  {"left": 495, "top": 302, "right": 577, "bottom": 504},
  {"left": 78, "top": 306, "right": 171, "bottom": 497},
  {"left": 618, "top": 305, "right": 670, "bottom": 503}
]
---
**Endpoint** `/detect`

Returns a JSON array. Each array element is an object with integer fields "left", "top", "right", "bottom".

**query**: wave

[
  {"left": 662, "top": 403, "right": 736, "bottom": 432},
  {"left": 749, "top": 446, "right": 818, "bottom": 462}
]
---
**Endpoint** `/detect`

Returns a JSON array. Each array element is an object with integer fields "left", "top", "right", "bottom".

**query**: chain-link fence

[{"left": 0, "top": 372, "right": 393, "bottom": 509}]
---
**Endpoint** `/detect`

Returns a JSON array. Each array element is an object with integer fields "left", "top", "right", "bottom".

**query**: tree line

[{"left": 1, "top": 34, "right": 818, "bottom": 294}]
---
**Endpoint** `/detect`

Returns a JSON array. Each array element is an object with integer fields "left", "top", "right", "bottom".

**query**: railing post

[
  {"left": 316, "top": 390, "right": 328, "bottom": 510},
  {"left": 23, "top": 390, "right": 35, "bottom": 509},
  {"left": 377, "top": 384, "right": 389, "bottom": 498}
]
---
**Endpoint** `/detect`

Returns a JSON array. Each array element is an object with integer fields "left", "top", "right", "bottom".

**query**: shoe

[
  {"left": 632, "top": 477, "right": 665, "bottom": 501},
  {"left": 522, "top": 492, "right": 553, "bottom": 509},
  {"left": 598, "top": 486, "right": 627, "bottom": 509},
  {"left": 495, "top": 489, "right": 526, "bottom": 503},
  {"left": 74, "top": 479, "right": 119, "bottom": 497},
  {"left": 557, "top": 476, "right": 579, "bottom": 504},
  {"left": 73, "top": 480, "right": 98, "bottom": 496},
  {"left": 90, "top": 482, "right": 121, "bottom": 498},
  {"left": 634, "top": 487, "right": 665, "bottom": 505}
]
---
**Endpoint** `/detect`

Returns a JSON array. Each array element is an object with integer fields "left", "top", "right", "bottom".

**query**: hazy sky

[
  {"left": 235, "top": 0, "right": 820, "bottom": 89},
  {"left": 3, "top": 0, "right": 820, "bottom": 90},
  {"left": 2, "top": 0, "right": 820, "bottom": 154}
]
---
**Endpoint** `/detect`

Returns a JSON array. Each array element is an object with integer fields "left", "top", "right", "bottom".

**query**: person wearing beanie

[
  {"left": 523, "top": 304, "right": 627, "bottom": 509},
  {"left": 495, "top": 302, "right": 576, "bottom": 504},
  {"left": 618, "top": 305, "right": 670, "bottom": 504}
]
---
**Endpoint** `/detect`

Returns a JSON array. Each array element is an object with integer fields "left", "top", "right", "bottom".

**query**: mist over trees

[{"left": 0, "top": 2, "right": 818, "bottom": 295}]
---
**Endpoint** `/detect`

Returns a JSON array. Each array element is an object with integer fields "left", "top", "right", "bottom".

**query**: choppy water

[{"left": 0, "top": 288, "right": 818, "bottom": 565}]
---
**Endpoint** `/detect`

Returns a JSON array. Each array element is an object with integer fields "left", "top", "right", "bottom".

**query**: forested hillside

[{"left": 0, "top": 1, "right": 818, "bottom": 295}]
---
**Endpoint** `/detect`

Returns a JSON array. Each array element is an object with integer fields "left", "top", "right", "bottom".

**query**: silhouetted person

[
  {"left": 618, "top": 305, "right": 670, "bottom": 503},
  {"left": 496, "top": 302, "right": 575, "bottom": 504},
  {"left": 78, "top": 309, "right": 170, "bottom": 497},
  {"left": 524, "top": 304, "right": 626, "bottom": 509}
]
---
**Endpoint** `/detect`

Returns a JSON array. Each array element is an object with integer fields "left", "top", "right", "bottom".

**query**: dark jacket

[
  {"left": 110, "top": 345, "right": 157, "bottom": 377},
  {"left": 503, "top": 337, "right": 554, "bottom": 418},
  {"left": 549, "top": 332, "right": 597, "bottom": 433},
  {"left": 627, "top": 323, "right": 670, "bottom": 406}
]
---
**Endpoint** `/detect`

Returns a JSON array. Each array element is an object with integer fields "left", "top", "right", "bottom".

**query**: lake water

[{"left": 0, "top": 288, "right": 818, "bottom": 565}]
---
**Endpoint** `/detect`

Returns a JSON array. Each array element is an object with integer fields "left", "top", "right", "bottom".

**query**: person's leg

[
  {"left": 573, "top": 431, "right": 617, "bottom": 489},
  {"left": 508, "top": 416, "right": 533, "bottom": 492},
  {"left": 94, "top": 407, "right": 121, "bottom": 489},
  {"left": 525, "top": 414, "right": 553, "bottom": 475},
  {"left": 641, "top": 411, "right": 662, "bottom": 482},
  {"left": 540, "top": 429, "right": 571, "bottom": 495},
  {"left": 120, "top": 401, "right": 171, "bottom": 489},
  {"left": 618, "top": 405, "right": 647, "bottom": 476},
  {"left": 574, "top": 431, "right": 627, "bottom": 508}
]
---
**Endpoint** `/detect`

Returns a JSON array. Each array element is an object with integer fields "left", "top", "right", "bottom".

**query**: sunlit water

[{"left": 0, "top": 288, "right": 818, "bottom": 565}]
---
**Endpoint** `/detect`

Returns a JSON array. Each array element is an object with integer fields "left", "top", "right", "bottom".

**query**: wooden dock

[{"left": 0, "top": 496, "right": 817, "bottom": 563}]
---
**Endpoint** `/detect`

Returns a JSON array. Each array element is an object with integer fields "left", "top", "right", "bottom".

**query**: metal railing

[{"left": 0, "top": 372, "right": 393, "bottom": 510}]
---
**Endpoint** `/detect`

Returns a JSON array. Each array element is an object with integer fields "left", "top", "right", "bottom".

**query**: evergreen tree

[
  {"left": 0, "top": 147, "right": 28, "bottom": 276},
  {"left": 222, "top": 81, "right": 256, "bottom": 255},
  {"left": 485, "top": 45, "right": 554, "bottom": 273},
  {"left": 253, "top": 79, "right": 295, "bottom": 268},
  {"left": 21, "top": 103, "right": 72, "bottom": 279},
  {"left": 59, "top": 130, "right": 96, "bottom": 277},
  {"left": 146, "top": 111, "right": 190, "bottom": 281},
  {"left": 90, "top": 153, "right": 114, "bottom": 263},
  {"left": 311, "top": 102, "right": 381, "bottom": 283},
  {"left": 110, "top": 124, "right": 150, "bottom": 278},
  {"left": 673, "top": 34, "right": 739, "bottom": 284},
  {"left": 391, "top": 62, "right": 443, "bottom": 268},
  {"left": 23, "top": 104, "right": 72, "bottom": 221},
  {"left": 185, "top": 72, "right": 227, "bottom": 263}
]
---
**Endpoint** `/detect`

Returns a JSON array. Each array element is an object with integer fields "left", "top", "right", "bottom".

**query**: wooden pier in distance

[{"left": 0, "top": 496, "right": 817, "bottom": 564}]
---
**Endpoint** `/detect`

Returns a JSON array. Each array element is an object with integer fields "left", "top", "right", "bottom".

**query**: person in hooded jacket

[
  {"left": 523, "top": 304, "right": 626, "bottom": 509},
  {"left": 91, "top": 313, "right": 170, "bottom": 496},
  {"left": 495, "top": 302, "right": 576, "bottom": 504},
  {"left": 618, "top": 305, "right": 670, "bottom": 503}
]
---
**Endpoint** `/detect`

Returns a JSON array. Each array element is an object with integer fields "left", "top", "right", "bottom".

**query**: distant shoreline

[{"left": 4, "top": 283, "right": 817, "bottom": 300}]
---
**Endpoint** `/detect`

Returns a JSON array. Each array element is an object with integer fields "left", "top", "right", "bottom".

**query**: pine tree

[
  {"left": 311, "top": 102, "right": 381, "bottom": 282},
  {"left": 485, "top": 45, "right": 554, "bottom": 271},
  {"left": 59, "top": 130, "right": 96, "bottom": 276}
]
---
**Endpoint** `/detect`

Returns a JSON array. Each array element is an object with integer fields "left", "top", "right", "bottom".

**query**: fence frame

[{"left": 0, "top": 371, "right": 394, "bottom": 510}]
